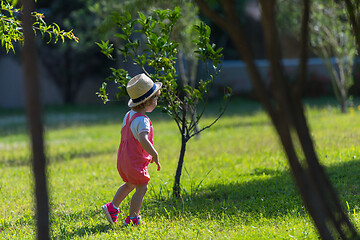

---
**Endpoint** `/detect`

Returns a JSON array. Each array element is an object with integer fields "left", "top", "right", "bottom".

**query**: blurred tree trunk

[
  {"left": 22, "top": 0, "right": 50, "bottom": 239},
  {"left": 345, "top": 0, "right": 360, "bottom": 54},
  {"left": 177, "top": 51, "right": 200, "bottom": 136},
  {"left": 196, "top": 0, "right": 359, "bottom": 238}
]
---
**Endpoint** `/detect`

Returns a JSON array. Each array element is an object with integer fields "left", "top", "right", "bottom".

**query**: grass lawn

[{"left": 1, "top": 97, "right": 360, "bottom": 239}]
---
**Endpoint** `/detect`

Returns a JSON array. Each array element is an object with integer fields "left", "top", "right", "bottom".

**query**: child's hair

[{"left": 130, "top": 90, "right": 160, "bottom": 111}]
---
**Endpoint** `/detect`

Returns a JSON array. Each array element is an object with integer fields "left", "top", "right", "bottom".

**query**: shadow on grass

[
  {"left": 0, "top": 103, "right": 127, "bottom": 138},
  {"left": 211, "top": 117, "right": 271, "bottom": 131},
  {"left": 147, "top": 168, "right": 302, "bottom": 221},
  {"left": 147, "top": 159, "right": 360, "bottom": 222},
  {"left": 0, "top": 149, "right": 112, "bottom": 167},
  {"left": 55, "top": 223, "right": 112, "bottom": 240},
  {"left": 50, "top": 209, "right": 113, "bottom": 239}
]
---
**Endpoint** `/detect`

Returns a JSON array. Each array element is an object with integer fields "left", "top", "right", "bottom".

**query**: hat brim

[{"left": 128, "top": 82, "right": 162, "bottom": 108}]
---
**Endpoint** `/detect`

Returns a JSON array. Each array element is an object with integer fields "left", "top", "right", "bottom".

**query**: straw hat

[{"left": 127, "top": 73, "right": 162, "bottom": 108}]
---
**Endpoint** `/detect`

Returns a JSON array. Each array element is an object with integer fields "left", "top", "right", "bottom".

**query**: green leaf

[
  {"left": 115, "top": 33, "right": 128, "bottom": 41},
  {"left": 138, "top": 12, "right": 146, "bottom": 23}
]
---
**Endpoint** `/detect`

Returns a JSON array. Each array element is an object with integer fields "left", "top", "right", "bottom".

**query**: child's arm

[{"left": 138, "top": 132, "right": 161, "bottom": 171}]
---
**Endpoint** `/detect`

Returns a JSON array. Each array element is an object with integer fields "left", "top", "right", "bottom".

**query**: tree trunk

[
  {"left": 173, "top": 135, "right": 187, "bottom": 198},
  {"left": 22, "top": 0, "right": 50, "bottom": 239},
  {"left": 178, "top": 51, "right": 200, "bottom": 137},
  {"left": 340, "top": 95, "right": 347, "bottom": 113},
  {"left": 344, "top": 0, "right": 360, "bottom": 54}
]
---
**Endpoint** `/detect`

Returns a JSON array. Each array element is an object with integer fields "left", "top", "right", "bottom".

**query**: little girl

[{"left": 102, "top": 73, "right": 162, "bottom": 226}]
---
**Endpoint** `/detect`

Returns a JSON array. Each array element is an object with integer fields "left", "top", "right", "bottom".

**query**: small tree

[
  {"left": 97, "top": 7, "right": 230, "bottom": 197},
  {"left": 277, "top": 0, "right": 356, "bottom": 113},
  {"left": 310, "top": 0, "right": 356, "bottom": 113}
]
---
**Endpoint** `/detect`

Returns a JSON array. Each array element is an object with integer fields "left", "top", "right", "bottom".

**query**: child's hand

[
  {"left": 138, "top": 132, "right": 161, "bottom": 171},
  {"left": 151, "top": 155, "right": 161, "bottom": 171}
]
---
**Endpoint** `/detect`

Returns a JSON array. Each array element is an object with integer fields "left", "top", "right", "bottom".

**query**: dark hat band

[{"left": 132, "top": 84, "right": 156, "bottom": 103}]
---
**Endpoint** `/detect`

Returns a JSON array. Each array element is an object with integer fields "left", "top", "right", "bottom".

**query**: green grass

[{"left": 1, "top": 97, "right": 360, "bottom": 239}]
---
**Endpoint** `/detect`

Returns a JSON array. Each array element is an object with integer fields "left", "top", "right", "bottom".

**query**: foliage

[
  {"left": 0, "top": 0, "right": 78, "bottom": 53},
  {"left": 90, "top": 0, "right": 202, "bottom": 99},
  {"left": 1, "top": 99, "right": 360, "bottom": 239},
  {"left": 276, "top": 0, "right": 302, "bottom": 36},
  {"left": 97, "top": 8, "right": 226, "bottom": 127},
  {"left": 89, "top": 0, "right": 200, "bottom": 40}
]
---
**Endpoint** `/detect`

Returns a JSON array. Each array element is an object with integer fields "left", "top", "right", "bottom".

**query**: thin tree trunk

[
  {"left": 189, "top": 59, "right": 200, "bottom": 137},
  {"left": 173, "top": 135, "right": 187, "bottom": 198},
  {"left": 178, "top": 51, "right": 200, "bottom": 137},
  {"left": 178, "top": 51, "right": 189, "bottom": 88},
  {"left": 294, "top": 0, "right": 310, "bottom": 99},
  {"left": 22, "top": 0, "right": 50, "bottom": 239}
]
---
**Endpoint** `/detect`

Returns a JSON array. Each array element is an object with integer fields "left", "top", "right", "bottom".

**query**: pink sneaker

[
  {"left": 101, "top": 202, "right": 119, "bottom": 224},
  {"left": 124, "top": 215, "right": 144, "bottom": 227}
]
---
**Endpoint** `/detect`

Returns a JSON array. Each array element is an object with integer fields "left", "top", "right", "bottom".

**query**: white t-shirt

[{"left": 122, "top": 110, "right": 151, "bottom": 141}]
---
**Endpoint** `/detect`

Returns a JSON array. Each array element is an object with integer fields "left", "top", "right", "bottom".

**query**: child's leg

[
  {"left": 129, "top": 184, "right": 148, "bottom": 217},
  {"left": 112, "top": 182, "right": 135, "bottom": 208}
]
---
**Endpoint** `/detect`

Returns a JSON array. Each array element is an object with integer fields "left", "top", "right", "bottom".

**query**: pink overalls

[{"left": 117, "top": 112, "right": 153, "bottom": 185}]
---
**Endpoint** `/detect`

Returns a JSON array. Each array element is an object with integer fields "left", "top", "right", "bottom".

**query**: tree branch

[
  {"left": 195, "top": 0, "right": 228, "bottom": 30},
  {"left": 188, "top": 97, "right": 230, "bottom": 139}
]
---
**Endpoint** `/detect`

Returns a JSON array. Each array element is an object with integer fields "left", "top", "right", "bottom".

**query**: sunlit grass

[{"left": 1, "top": 97, "right": 360, "bottom": 239}]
